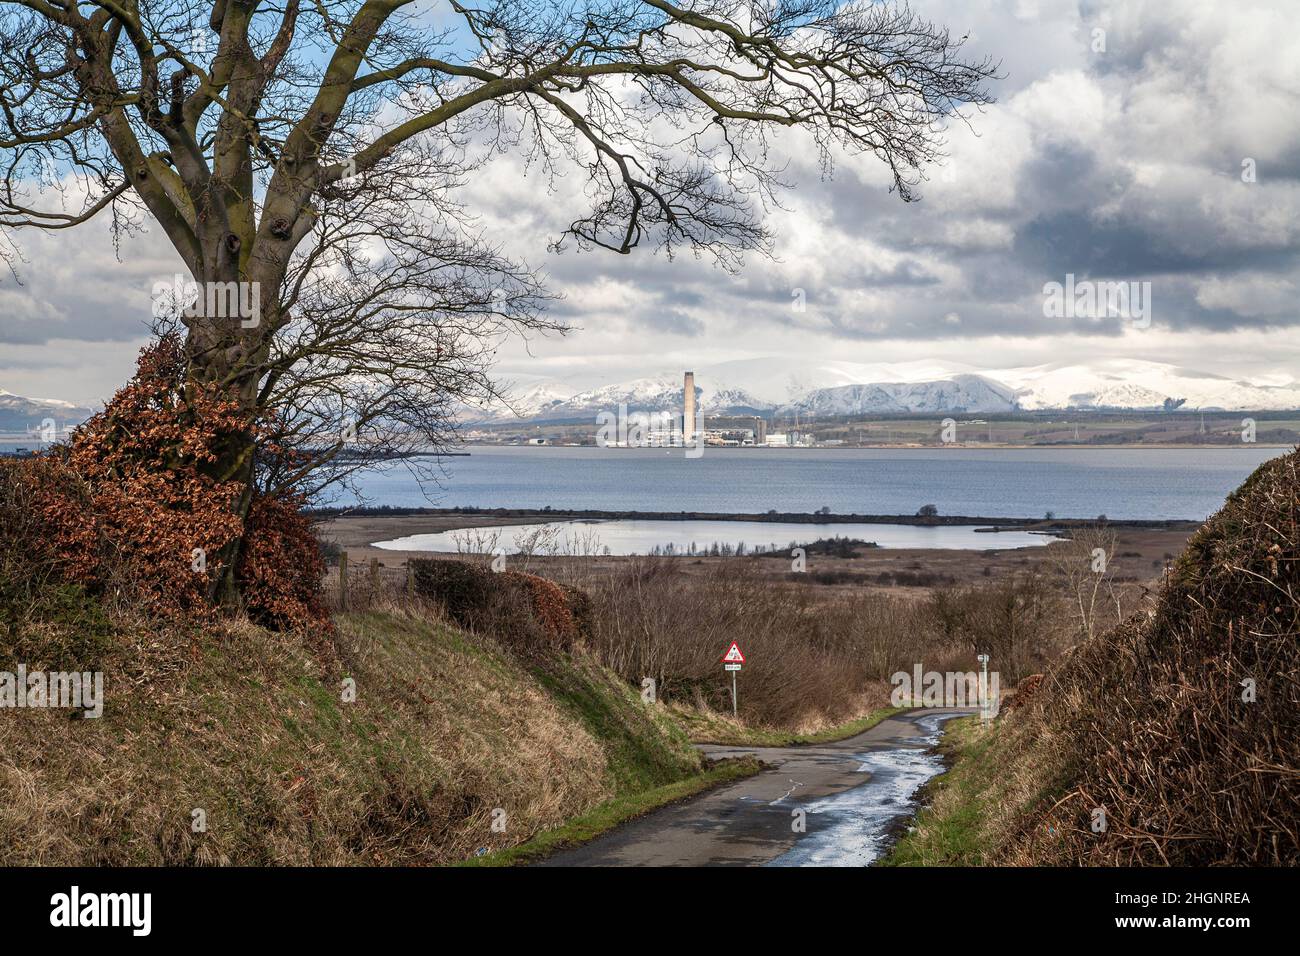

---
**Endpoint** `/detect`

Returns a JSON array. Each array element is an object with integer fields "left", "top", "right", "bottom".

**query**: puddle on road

[{"left": 766, "top": 712, "right": 963, "bottom": 867}]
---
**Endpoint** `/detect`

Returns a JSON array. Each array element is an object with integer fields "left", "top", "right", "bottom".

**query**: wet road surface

[{"left": 541, "top": 708, "right": 973, "bottom": 867}]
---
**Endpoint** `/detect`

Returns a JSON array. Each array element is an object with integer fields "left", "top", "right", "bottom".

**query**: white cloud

[
  {"left": 2, "top": 0, "right": 1298, "bottom": 403},
  {"left": 1195, "top": 274, "right": 1298, "bottom": 317}
]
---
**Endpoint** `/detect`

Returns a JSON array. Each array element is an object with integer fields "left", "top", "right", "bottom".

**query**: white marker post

[
  {"left": 721, "top": 642, "right": 745, "bottom": 719},
  {"left": 977, "top": 653, "right": 990, "bottom": 725}
]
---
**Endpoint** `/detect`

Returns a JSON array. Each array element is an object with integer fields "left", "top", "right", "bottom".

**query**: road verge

[{"left": 460, "top": 756, "right": 764, "bottom": 866}]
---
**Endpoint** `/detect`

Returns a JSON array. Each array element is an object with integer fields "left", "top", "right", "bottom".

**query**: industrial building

[{"left": 702, "top": 415, "right": 768, "bottom": 446}]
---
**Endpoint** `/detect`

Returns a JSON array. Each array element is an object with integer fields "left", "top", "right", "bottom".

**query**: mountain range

[
  {"left": 0, "top": 389, "right": 93, "bottom": 435},
  {"left": 7, "top": 357, "right": 1299, "bottom": 434},
  {"left": 474, "top": 358, "right": 1300, "bottom": 422}
]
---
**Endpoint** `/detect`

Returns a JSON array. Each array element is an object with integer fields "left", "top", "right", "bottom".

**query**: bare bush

[
  {"left": 926, "top": 572, "right": 1066, "bottom": 682},
  {"left": 579, "top": 560, "right": 1060, "bottom": 729}
]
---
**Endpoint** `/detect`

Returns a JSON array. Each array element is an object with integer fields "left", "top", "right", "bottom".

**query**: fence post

[
  {"left": 339, "top": 552, "right": 348, "bottom": 611},
  {"left": 406, "top": 560, "right": 415, "bottom": 596}
]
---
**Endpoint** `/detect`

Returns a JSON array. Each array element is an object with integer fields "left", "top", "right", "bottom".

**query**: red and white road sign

[{"left": 721, "top": 642, "right": 745, "bottom": 664}]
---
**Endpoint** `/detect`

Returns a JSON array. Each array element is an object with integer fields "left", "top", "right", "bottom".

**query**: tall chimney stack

[{"left": 683, "top": 371, "right": 696, "bottom": 444}]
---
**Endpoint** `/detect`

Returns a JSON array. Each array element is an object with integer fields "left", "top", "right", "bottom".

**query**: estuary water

[{"left": 343, "top": 444, "right": 1284, "bottom": 521}]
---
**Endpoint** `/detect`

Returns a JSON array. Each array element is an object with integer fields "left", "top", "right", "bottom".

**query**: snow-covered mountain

[
  {"left": 471, "top": 357, "right": 1300, "bottom": 421},
  {"left": 492, "top": 381, "right": 575, "bottom": 420},
  {"left": 0, "top": 388, "right": 93, "bottom": 434},
  {"left": 996, "top": 360, "right": 1300, "bottom": 412},
  {"left": 481, "top": 371, "right": 772, "bottom": 422},
  {"left": 17, "top": 355, "right": 1294, "bottom": 432},
  {"left": 784, "top": 374, "right": 1018, "bottom": 416},
  {"left": 683, "top": 357, "right": 986, "bottom": 407}
]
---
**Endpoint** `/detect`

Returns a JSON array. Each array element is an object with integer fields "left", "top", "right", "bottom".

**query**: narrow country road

[{"left": 541, "top": 708, "right": 974, "bottom": 867}]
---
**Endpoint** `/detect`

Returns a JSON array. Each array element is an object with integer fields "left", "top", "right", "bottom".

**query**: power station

[{"left": 683, "top": 371, "right": 696, "bottom": 444}]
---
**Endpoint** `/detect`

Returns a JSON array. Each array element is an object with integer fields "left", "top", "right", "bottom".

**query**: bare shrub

[
  {"left": 410, "top": 559, "right": 583, "bottom": 652},
  {"left": 581, "top": 560, "right": 1022, "bottom": 730},
  {"left": 926, "top": 572, "right": 1067, "bottom": 682}
]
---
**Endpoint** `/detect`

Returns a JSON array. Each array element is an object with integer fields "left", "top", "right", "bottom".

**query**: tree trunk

[
  {"left": 210, "top": 445, "right": 256, "bottom": 610},
  {"left": 183, "top": 277, "right": 273, "bottom": 610}
]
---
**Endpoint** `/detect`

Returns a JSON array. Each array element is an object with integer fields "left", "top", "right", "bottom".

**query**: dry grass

[{"left": 0, "top": 593, "right": 700, "bottom": 865}]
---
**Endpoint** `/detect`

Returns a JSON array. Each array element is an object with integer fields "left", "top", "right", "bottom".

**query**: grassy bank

[{"left": 0, "top": 600, "right": 704, "bottom": 864}]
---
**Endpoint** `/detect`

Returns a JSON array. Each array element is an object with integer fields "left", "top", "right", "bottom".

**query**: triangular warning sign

[{"left": 721, "top": 642, "right": 745, "bottom": 664}]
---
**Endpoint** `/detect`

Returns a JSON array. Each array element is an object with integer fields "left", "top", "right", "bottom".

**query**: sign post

[
  {"left": 977, "top": 653, "right": 990, "bottom": 724},
  {"left": 721, "top": 642, "right": 745, "bottom": 718}
]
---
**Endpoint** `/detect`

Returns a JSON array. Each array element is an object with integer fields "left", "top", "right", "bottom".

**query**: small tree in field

[
  {"left": 0, "top": 0, "right": 996, "bottom": 604},
  {"left": 1048, "top": 526, "right": 1124, "bottom": 643}
]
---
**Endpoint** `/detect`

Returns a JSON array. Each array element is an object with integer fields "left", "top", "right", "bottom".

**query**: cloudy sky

[{"left": 2, "top": 0, "right": 1298, "bottom": 406}]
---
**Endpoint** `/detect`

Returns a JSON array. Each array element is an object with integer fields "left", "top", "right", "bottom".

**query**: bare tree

[
  {"left": 1047, "top": 526, "right": 1125, "bottom": 643},
  {"left": 0, "top": 0, "right": 996, "bottom": 601}
]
